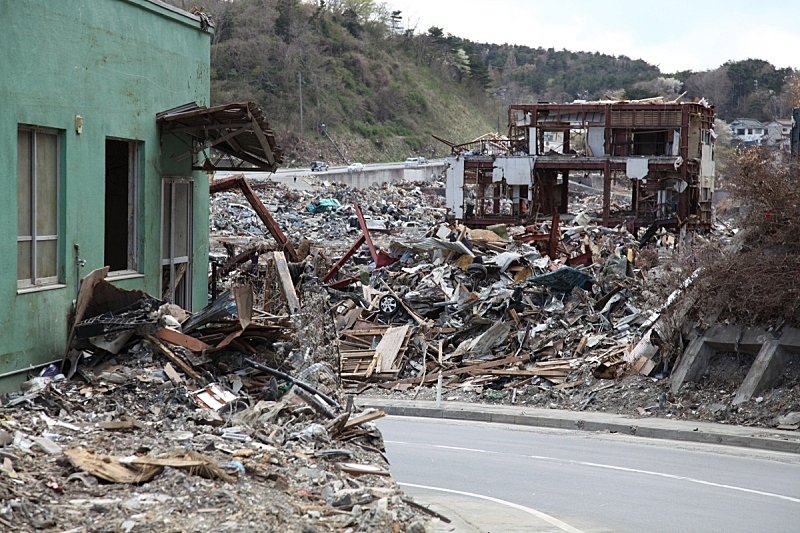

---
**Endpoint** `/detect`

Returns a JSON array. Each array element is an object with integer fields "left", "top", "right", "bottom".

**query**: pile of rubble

[
  {"left": 204, "top": 173, "right": 766, "bottom": 425},
  {"left": 203, "top": 171, "right": 800, "bottom": 434},
  {"left": 0, "top": 266, "right": 437, "bottom": 532}
]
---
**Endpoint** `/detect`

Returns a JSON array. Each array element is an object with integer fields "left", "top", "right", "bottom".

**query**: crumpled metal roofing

[{"left": 389, "top": 237, "right": 474, "bottom": 257}]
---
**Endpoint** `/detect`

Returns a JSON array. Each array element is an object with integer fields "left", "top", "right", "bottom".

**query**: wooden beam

[
  {"left": 146, "top": 335, "right": 204, "bottom": 383},
  {"left": 380, "top": 355, "right": 524, "bottom": 388},
  {"left": 251, "top": 116, "right": 276, "bottom": 167},
  {"left": 272, "top": 251, "right": 300, "bottom": 314}
]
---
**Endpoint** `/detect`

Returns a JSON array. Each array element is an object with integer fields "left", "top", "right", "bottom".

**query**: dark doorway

[{"left": 105, "top": 139, "right": 137, "bottom": 272}]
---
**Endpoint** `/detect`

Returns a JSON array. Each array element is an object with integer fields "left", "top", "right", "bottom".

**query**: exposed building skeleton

[{"left": 444, "top": 99, "right": 716, "bottom": 231}]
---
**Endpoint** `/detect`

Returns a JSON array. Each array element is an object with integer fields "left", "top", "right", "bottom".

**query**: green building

[{"left": 0, "top": 0, "right": 213, "bottom": 391}]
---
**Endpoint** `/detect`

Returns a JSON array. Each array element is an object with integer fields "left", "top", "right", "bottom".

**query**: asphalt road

[{"left": 376, "top": 416, "right": 800, "bottom": 533}]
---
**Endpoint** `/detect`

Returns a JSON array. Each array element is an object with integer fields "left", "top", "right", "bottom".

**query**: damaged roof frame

[{"left": 157, "top": 102, "right": 284, "bottom": 172}]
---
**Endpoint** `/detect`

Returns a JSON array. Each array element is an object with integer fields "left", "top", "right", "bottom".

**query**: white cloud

[{"left": 389, "top": 0, "right": 799, "bottom": 71}]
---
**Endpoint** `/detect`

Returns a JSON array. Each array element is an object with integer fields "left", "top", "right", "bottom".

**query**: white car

[
  {"left": 404, "top": 157, "right": 427, "bottom": 167},
  {"left": 347, "top": 162, "right": 364, "bottom": 172}
]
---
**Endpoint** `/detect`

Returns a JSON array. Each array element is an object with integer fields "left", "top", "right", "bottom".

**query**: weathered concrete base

[
  {"left": 670, "top": 335, "right": 713, "bottom": 393},
  {"left": 732, "top": 339, "right": 789, "bottom": 405},
  {"left": 672, "top": 325, "right": 800, "bottom": 404}
]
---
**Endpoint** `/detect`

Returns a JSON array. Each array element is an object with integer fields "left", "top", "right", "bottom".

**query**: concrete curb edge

[{"left": 362, "top": 403, "right": 800, "bottom": 455}]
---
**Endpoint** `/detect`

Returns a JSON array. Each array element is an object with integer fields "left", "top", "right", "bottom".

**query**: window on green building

[{"left": 17, "top": 126, "right": 60, "bottom": 288}]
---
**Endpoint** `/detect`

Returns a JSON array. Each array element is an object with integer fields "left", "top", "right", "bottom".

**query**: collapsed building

[{"left": 445, "top": 99, "right": 716, "bottom": 232}]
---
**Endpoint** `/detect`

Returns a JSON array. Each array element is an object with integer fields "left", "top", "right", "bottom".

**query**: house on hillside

[
  {"left": 765, "top": 119, "right": 792, "bottom": 150},
  {"left": 729, "top": 118, "right": 766, "bottom": 145},
  {"left": 444, "top": 99, "right": 716, "bottom": 231},
  {"left": 0, "top": 0, "right": 286, "bottom": 392}
]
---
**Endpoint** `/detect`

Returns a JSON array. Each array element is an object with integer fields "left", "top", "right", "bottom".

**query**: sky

[{"left": 388, "top": 0, "right": 799, "bottom": 73}]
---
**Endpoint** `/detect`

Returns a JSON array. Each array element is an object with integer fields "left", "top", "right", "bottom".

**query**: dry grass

[{"left": 692, "top": 147, "right": 800, "bottom": 325}]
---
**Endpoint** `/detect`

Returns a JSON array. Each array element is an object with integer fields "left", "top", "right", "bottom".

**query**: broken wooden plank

[
  {"left": 376, "top": 325, "right": 410, "bottom": 373},
  {"left": 478, "top": 368, "right": 570, "bottom": 377},
  {"left": 380, "top": 355, "right": 524, "bottom": 388},
  {"left": 163, "top": 362, "right": 183, "bottom": 384},
  {"left": 272, "top": 251, "right": 300, "bottom": 314},
  {"left": 342, "top": 410, "right": 386, "bottom": 430},
  {"left": 233, "top": 284, "right": 253, "bottom": 329},
  {"left": 337, "top": 462, "right": 390, "bottom": 477},
  {"left": 157, "top": 327, "right": 211, "bottom": 353},
  {"left": 363, "top": 352, "right": 379, "bottom": 380},
  {"left": 554, "top": 380, "right": 585, "bottom": 390},
  {"left": 146, "top": 336, "right": 204, "bottom": 383}
]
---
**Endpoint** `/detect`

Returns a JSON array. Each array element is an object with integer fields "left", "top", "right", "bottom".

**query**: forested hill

[
  {"left": 164, "top": 1, "right": 795, "bottom": 163},
  {"left": 164, "top": 0, "right": 502, "bottom": 164}
]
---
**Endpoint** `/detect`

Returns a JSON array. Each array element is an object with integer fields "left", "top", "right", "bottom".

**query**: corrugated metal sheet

[
  {"left": 389, "top": 238, "right": 474, "bottom": 257},
  {"left": 539, "top": 112, "right": 605, "bottom": 125}
]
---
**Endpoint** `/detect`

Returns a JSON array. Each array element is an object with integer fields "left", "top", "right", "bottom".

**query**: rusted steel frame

[
  {"left": 548, "top": 210, "right": 560, "bottom": 260},
  {"left": 327, "top": 276, "right": 359, "bottom": 289},
  {"left": 207, "top": 244, "right": 270, "bottom": 285},
  {"left": 603, "top": 159, "right": 611, "bottom": 225},
  {"left": 354, "top": 204, "right": 397, "bottom": 268},
  {"left": 560, "top": 171, "right": 569, "bottom": 214},
  {"left": 322, "top": 235, "right": 366, "bottom": 283},
  {"left": 209, "top": 174, "right": 297, "bottom": 261},
  {"left": 431, "top": 134, "right": 456, "bottom": 148},
  {"left": 677, "top": 105, "right": 691, "bottom": 220}
]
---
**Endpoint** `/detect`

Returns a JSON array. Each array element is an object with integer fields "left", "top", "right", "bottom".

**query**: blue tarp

[
  {"left": 307, "top": 198, "right": 342, "bottom": 213},
  {"left": 527, "top": 266, "right": 590, "bottom": 292}
]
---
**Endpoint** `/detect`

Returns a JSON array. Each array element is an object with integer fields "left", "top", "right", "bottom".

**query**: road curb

[{"left": 361, "top": 402, "right": 800, "bottom": 455}]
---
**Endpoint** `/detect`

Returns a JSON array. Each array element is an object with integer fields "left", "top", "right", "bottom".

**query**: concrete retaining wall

[{"left": 333, "top": 164, "right": 445, "bottom": 189}]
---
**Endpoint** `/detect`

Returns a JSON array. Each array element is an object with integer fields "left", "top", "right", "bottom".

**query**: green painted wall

[{"left": 0, "top": 0, "right": 211, "bottom": 390}]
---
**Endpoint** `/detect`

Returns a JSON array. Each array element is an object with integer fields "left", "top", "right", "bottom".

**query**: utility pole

[
  {"left": 320, "top": 123, "right": 348, "bottom": 164},
  {"left": 298, "top": 71, "right": 304, "bottom": 135}
]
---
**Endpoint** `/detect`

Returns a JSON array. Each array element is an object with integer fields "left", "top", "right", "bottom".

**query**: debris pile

[
  {"left": 328, "top": 211, "right": 684, "bottom": 399},
  {"left": 204, "top": 172, "right": 779, "bottom": 427},
  {"left": 0, "top": 263, "right": 436, "bottom": 532}
]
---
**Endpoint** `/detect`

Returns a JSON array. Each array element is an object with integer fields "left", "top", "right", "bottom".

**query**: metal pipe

[
  {"left": 0, "top": 358, "right": 63, "bottom": 381},
  {"left": 244, "top": 358, "right": 341, "bottom": 410}
]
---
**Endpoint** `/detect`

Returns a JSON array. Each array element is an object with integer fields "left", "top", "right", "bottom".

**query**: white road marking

[
  {"left": 386, "top": 440, "right": 800, "bottom": 504},
  {"left": 400, "top": 482, "right": 586, "bottom": 533}
]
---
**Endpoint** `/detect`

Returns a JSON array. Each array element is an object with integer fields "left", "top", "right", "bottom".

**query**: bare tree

[{"left": 684, "top": 67, "right": 732, "bottom": 118}]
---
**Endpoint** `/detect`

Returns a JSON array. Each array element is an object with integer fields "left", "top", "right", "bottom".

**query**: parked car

[
  {"left": 347, "top": 162, "right": 364, "bottom": 172},
  {"left": 404, "top": 156, "right": 427, "bottom": 167},
  {"left": 310, "top": 160, "right": 329, "bottom": 172}
]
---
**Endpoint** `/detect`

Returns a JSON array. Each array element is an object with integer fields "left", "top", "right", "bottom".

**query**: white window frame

[
  {"left": 160, "top": 177, "right": 194, "bottom": 309},
  {"left": 17, "top": 125, "right": 61, "bottom": 289}
]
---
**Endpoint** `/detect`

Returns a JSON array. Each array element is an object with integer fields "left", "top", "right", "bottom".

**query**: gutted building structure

[
  {"left": 0, "top": 0, "right": 214, "bottom": 390},
  {"left": 445, "top": 100, "right": 716, "bottom": 231}
]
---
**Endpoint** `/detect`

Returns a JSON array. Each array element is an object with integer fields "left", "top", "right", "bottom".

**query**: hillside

[
  {"left": 165, "top": 1, "right": 796, "bottom": 163},
  {"left": 165, "top": 0, "right": 503, "bottom": 164}
]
